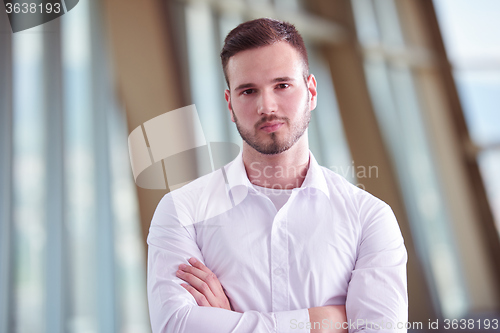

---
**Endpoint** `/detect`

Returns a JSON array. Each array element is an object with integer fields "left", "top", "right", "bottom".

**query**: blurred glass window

[
  {"left": 1, "top": 1, "right": 150, "bottom": 332},
  {"left": 434, "top": 0, "right": 500, "bottom": 230}
]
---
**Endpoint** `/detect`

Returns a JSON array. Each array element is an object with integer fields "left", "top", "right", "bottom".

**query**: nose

[{"left": 257, "top": 90, "right": 277, "bottom": 115}]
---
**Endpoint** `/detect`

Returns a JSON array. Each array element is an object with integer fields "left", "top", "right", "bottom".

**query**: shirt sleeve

[
  {"left": 345, "top": 199, "right": 408, "bottom": 333},
  {"left": 147, "top": 193, "right": 311, "bottom": 333}
]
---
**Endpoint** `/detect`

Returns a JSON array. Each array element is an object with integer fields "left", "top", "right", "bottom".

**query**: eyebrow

[{"left": 233, "top": 77, "right": 296, "bottom": 92}]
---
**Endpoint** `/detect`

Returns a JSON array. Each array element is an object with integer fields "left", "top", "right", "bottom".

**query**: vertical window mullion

[
  {"left": 88, "top": 1, "right": 117, "bottom": 331},
  {"left": 184, "top": 2, "right": 228, "bottom": 144},
  {"left": 12, "top": 26, "right": 47, "bottom": 333},
  {"left": 62, "top": 1, "right": 98, "bottom": 330},
  {"left": 42, "top": 18, "right": 67, "bottom": 333}
]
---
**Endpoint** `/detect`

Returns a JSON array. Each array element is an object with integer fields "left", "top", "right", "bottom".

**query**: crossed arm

[{"left": 176, "top": 256, "right": 347, "bottom": 333}]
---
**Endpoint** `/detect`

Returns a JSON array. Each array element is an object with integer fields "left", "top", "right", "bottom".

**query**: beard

[{"left": 231, "top": 100, "right": 311, "bottom": 155}]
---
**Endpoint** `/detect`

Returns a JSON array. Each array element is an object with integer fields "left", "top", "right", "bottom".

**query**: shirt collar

[{"left": 222, "top": 150, "right": 330, "bottom": 201}]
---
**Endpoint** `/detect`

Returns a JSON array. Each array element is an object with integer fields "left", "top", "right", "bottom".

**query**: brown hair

[{"left": 220, "top": 18, "right": 309, "bottom": 88}]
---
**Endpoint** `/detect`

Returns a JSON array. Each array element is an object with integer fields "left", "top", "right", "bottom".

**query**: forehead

[{"left": 226, "top": 42, "right": 304, "bottom": 87}]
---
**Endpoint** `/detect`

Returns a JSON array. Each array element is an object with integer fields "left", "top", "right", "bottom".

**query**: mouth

[{"left": 260, "top": 122, "right": 284, "bottom": 133}]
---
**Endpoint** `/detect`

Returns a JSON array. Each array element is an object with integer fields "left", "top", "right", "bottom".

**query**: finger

[
  {"left": 176, "top": 269, "right": 219, "bottom": 306},
  {"left": 178, "top": 265, "right": 232, "bottom": 310},
  {"left": 184, "top": 258, "right": 226, "bottom": 295},
  {"left": 189, "top": 258, "right": 226, "bottom": 294},
  {"left": 179, "top": 262, "right": 225, "bottom": 297},
  {"left": 180, "top": 283, "right": 210, "bottom": 307},
  {"left": 187, "top": 257, "right": 212, "bottom": 274},
  {"left": 177, "top": 265, "right": 209, "bottom": 287}
]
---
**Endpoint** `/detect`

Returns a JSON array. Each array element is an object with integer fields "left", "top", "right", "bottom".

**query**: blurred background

[{"left": 0, "top": 0, "right": 499, "bottom": 332}]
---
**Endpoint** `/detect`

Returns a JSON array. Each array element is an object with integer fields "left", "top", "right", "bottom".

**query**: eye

[
  {"left": 277, "top": 83, "right": 290, "bottom": 89},
  {"left": 242, "top": 89, "right": 256, "bottom": 95}
]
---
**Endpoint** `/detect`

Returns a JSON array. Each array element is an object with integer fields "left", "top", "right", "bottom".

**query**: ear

[
  {"left": 225, "top": 89, "right": 235, "bottom": 123},
  {"left": 307, "top": 74, "right": 318, "bottom": 111}
]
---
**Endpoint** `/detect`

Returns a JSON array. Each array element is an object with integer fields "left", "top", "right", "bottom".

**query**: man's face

[{"left": 224, "top": 42, "right": 317, "bottom": 155}]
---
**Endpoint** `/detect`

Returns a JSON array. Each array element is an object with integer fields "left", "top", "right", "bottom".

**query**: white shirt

[
  {"left": 147, "top": 151, "right": 408, "bottom": 333},
  {"left": 252, "top": 184, "right": 293, "bottom": 211}
]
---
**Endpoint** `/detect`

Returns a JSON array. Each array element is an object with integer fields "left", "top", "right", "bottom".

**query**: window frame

[{"left": 395, "top": 0, "right": 500, "bottom": 313}]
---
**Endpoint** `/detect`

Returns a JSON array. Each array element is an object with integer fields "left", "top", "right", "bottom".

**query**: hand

[
  {"left": 308, "top": 305, "right": 347, "bottom": 333},
  {"left": 176, "top": 257, "right": 232, "bottom": 311}
]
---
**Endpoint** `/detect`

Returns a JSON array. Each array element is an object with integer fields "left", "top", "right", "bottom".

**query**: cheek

[
  {"left": 280, "top": 92, "right": 307, "bottom": 114},
  {"left": 232, "top": 105, "right": 254, "bottom": 126},
  {"left": 232, "top": 98, "right": 256, "bottom": 117}
]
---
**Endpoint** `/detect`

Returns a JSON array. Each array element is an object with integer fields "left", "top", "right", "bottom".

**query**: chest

[{"left": 195, "top": 191, "right": 360, "bottom": 309}]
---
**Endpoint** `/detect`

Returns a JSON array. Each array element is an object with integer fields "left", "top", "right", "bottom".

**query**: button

[{"left": 274, "top": 268, "right": 284, "bottom": 276}]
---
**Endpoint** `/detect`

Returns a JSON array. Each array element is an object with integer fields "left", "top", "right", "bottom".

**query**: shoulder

[
  {"left": 153, "top": 160, "right": 237, "bottom": 229},
  {"left": 318, "top": 167, "right": 404, "bottom": 256},
  {"left": 319, "top": 166, "right": 394, "bottom": 223},
  {"left": 158, "top": 166, "right": 225, "bottom": 212}
]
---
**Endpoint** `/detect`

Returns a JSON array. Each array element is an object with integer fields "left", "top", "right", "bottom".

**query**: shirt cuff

[{"left": 275, "top": 308, "right": 310, "bottom": 333}]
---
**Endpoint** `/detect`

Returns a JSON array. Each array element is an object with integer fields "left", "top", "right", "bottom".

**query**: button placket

[{"left": 270, "top": 200, "right": 291, "bottom": 312}]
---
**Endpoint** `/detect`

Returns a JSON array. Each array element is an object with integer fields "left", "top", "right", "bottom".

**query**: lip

[{"left": 260, "top": 122, "right": 284, "bottom": 133}]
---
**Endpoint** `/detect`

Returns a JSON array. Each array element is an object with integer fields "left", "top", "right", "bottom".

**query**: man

[{"left": 147, "top": 18, "right": 408, "bottom": 333}]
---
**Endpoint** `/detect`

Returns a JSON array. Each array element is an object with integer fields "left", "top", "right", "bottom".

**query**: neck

[{"left": 242, "top": 134, "right": 310, "bottom": 190}]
